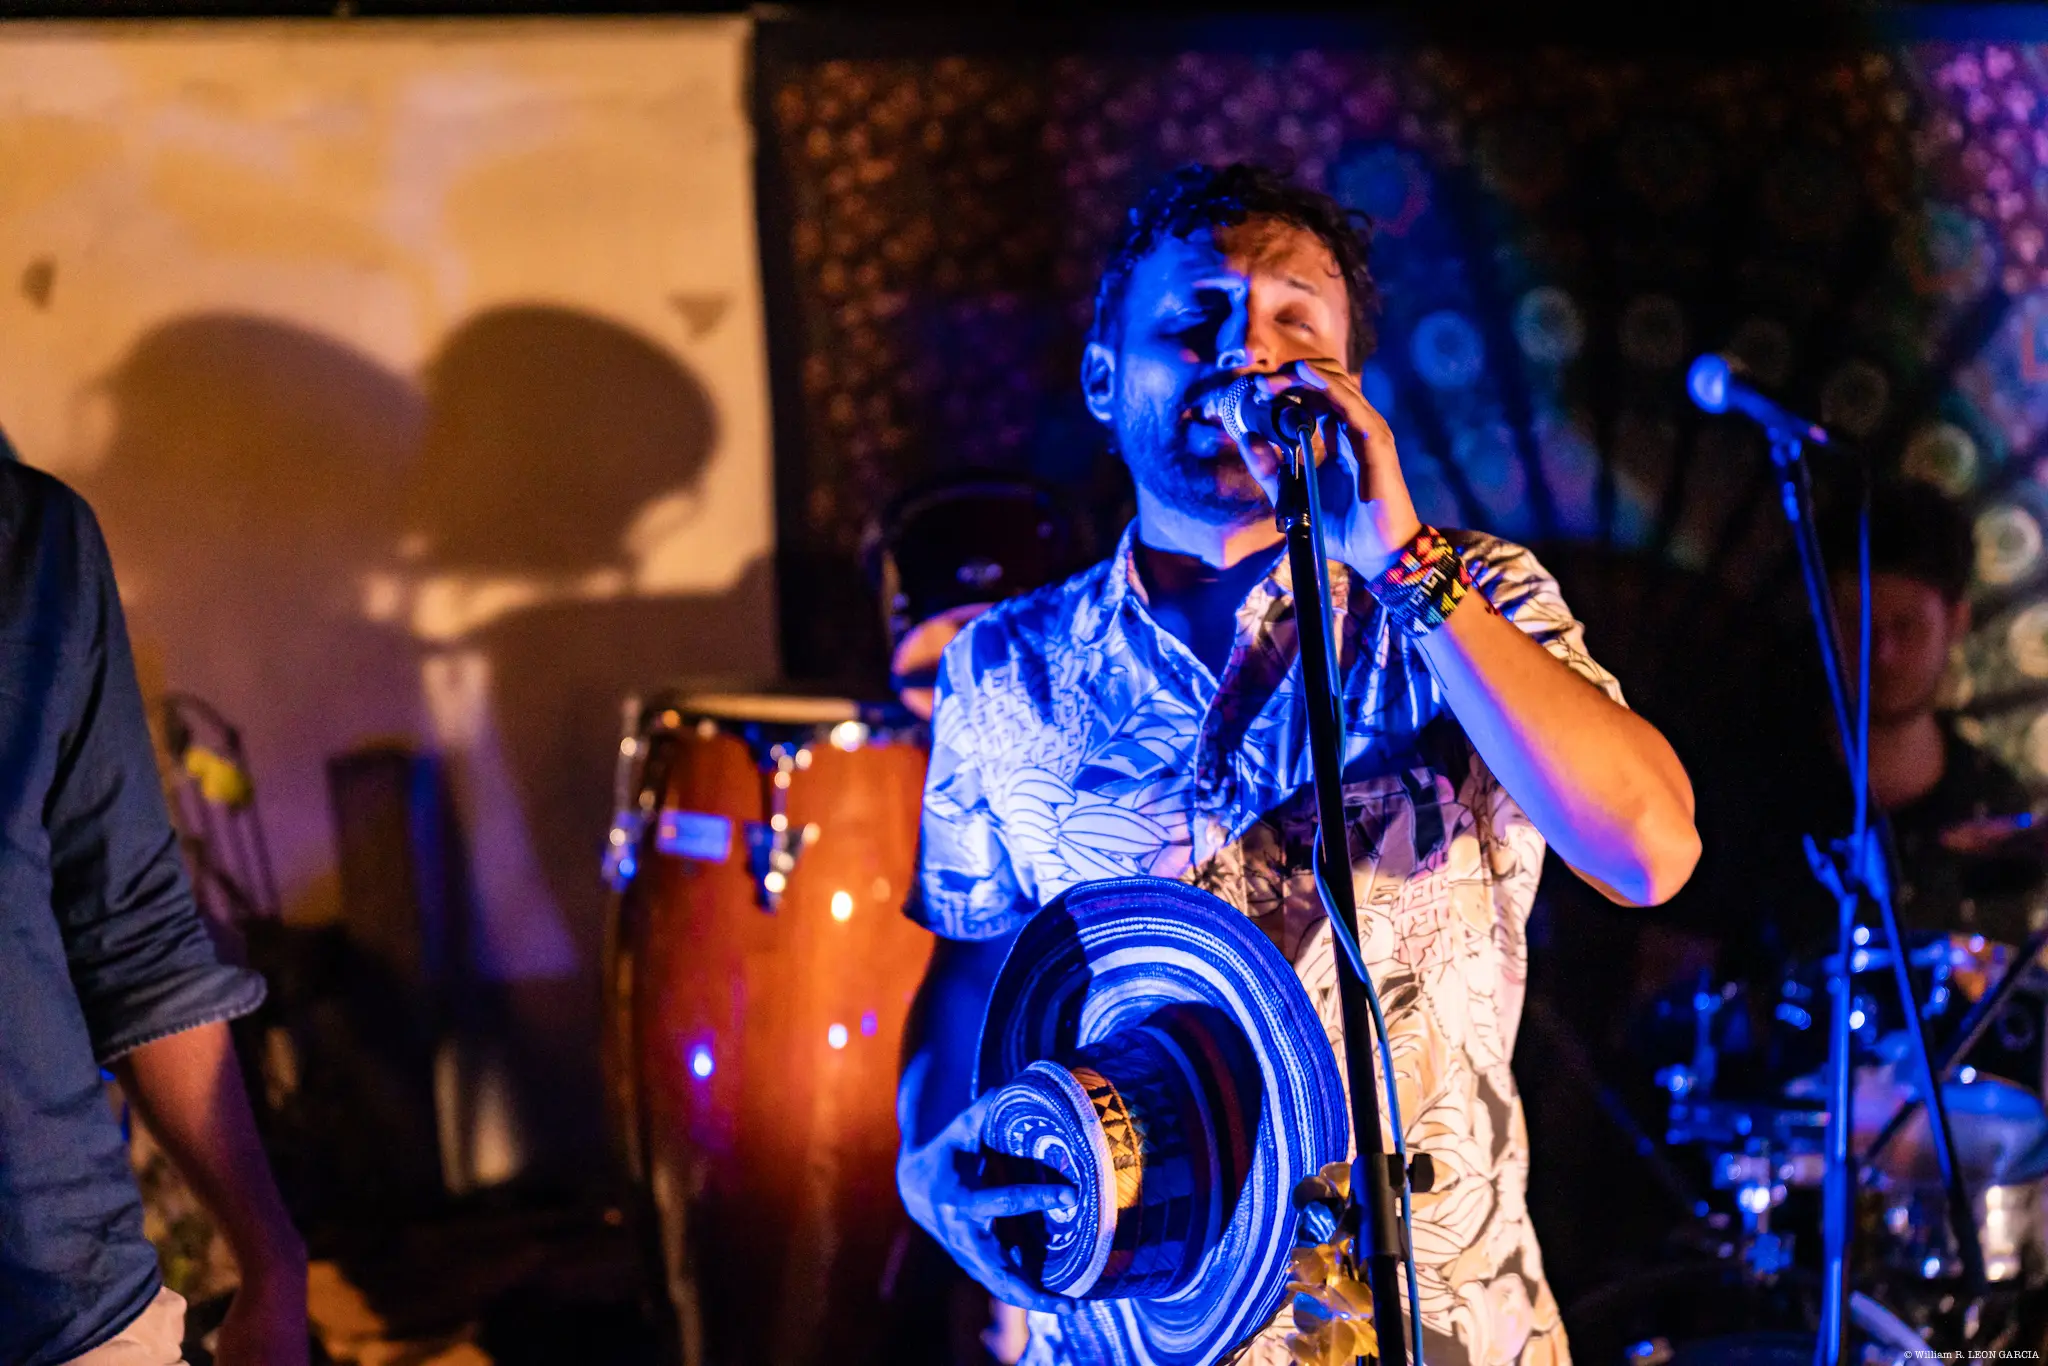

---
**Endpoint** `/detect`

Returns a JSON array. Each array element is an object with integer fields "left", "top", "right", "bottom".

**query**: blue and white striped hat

[{"left": 975, "top": 876, "right": 1349, "bottom": 1366}]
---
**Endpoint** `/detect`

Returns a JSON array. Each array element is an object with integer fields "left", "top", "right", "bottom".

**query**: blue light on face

[
  {"left": 1687, "top": 353, "right": 1731, "bottom": 413},
  {"left": 689, "top": 1045, "right": 714, "bottom": 1080}
]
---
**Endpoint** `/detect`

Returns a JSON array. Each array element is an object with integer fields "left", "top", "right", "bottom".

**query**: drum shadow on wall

[
  {"left": 80, "top": 306, "right": 774, "bottom": 1201},
  {"left": 81, "top": 314, "right": 428, "bottom": 918},
  {"left": 79, "top": 316, "right": 445, "bottom": 1219},
  {"left": 393, "top": 305, "right": 778, "bottom": 1192}
]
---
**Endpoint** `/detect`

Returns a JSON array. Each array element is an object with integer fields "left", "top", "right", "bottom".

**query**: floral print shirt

[{"left": 912, "top": 521, "right": 1624, "bottom": 1366}]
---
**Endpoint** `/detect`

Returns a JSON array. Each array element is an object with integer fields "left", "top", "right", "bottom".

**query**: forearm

[
  {"left": 113, "top": 1021, "right": 306, "bottom": 1273},
  {"left": 1419, "top": 593, "right": 1700, "bottom": 905},
  {"left": 899, "top": 933, "right": 1014, "bottom": 1150}
]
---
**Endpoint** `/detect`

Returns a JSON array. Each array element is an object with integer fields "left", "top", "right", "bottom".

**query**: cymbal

[{"left": 1938, "top": 808, "right": 2048, "bottom": 858}]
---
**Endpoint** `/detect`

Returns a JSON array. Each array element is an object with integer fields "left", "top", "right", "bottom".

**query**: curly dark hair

[
  {"left": 1819, "top": 478, "right": 1976, "bottom": 604},
  {"left": 1088, "top": 162, "right": 1380, "bottom": 371}
]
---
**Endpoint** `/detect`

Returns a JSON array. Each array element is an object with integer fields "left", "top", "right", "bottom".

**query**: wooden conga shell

[{"left": 611, "top": 700, "right": 934, "bottom": 1366}]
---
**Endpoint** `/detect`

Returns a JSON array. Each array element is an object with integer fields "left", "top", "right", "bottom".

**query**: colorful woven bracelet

[{"left": 1368, "top": 526, "right": 1481, "bottom": 637}]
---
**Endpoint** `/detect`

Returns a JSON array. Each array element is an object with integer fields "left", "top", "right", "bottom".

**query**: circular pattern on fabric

[
  {"left": 975, "top": 877, "right": 1348, "bottom": 1366},
  {"left": 1820, "top": 359, "right": 1891, "bottom": 438},
  {"left": 1727, "top": 316, "right": 1795, "bottom": 389},
  {"left": 1410, "top": 310, "right": 1485, "bottom": 390},
  {"left": 1619, "top": 294, "right": 1687, "bottom": 371},
  {"left": 1903, "top": 421, "right": 1981, "bottom": 496},
  {"left": 2024, "top": 709, "right": 2048, "bottom": 780},
  {"left": 2009, "top": 602, "right": 2048, "bottom": 680},
  {"left": 1977, "top": 503, "right": 2045, "bottom": 588},
  {"left": 1513, "top": 286, "right": 1585, "bottom": 365}
]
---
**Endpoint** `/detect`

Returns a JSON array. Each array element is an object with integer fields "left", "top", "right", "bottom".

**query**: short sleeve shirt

[{"left": 912, "top": 522, "right": 1622, "bottom": 1366}]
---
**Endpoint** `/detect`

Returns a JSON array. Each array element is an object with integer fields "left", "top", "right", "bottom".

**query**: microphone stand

[
  {"left": 1272, "top": 407, "right": 1416, "bottom": 1366},
  {"left": 1764, "top": 432, "right": 1983, "bottom": 1364}
]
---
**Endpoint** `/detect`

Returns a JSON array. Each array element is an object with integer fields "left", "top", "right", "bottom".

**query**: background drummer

[{"left": 1802, "top": 479, "right": 2047, "bottom": 948}]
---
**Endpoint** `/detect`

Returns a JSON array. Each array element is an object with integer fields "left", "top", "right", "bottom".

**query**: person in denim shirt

[{"left": 0, "top": 434, "right": 307, "bottom": 1366}]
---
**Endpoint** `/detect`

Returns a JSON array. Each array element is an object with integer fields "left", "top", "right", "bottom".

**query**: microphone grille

[{"left": 1210, "top": 376, "right": 1261, "bottom": 447}]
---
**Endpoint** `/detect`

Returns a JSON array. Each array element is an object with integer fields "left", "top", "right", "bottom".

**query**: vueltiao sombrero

[{"left": 975, "top": 877, "right": 1349, "bottom": 1366}]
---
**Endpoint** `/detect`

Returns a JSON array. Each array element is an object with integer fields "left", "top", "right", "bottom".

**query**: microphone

[
  {"left": 1207, "top": 376, "right": 1319, "bottom": 449},
  {"left": 1686, "top": 353, "right": 1831, "bottom": 445}
]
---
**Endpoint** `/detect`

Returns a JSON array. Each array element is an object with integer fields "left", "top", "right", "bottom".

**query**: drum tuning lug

[{"left": 603, "top": 809, "right": 647, "bottom": 890}]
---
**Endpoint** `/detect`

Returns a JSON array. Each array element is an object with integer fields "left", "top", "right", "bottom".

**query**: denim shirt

[
  {"left": 911, "top": 522, "right": 1621, "bottom": 1366},
  {"left": 0, "top": 461, "right": 266, "bottom": 1365}
]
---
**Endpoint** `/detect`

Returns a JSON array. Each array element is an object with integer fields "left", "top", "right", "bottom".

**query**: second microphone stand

[
  {"left": 1765, "top": 433, "right": 1984, "bottom": 1363},
  {"left": 1271, "top": 400, "right": 1422, "bottom": 1366}
]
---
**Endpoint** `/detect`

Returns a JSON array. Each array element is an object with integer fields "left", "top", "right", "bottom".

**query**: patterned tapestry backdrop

[{"left": 758, "top": 19, "right": 2048, "bottom": 793}]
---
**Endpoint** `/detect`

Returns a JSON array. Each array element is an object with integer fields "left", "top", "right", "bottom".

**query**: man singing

[
  {"left": 0, "top": 434, "right": 307, "bottom": 1366},
  {"left": 894, "top": 164, "right": 1700, "bottom": 1364}
]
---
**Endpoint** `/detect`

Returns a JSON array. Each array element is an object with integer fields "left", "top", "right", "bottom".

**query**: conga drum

[{"left": 602, "top": 691, "right": 937, "bottom": 1366}]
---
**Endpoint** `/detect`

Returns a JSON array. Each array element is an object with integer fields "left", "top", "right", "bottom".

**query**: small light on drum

[
  {"left": 621, "top": 737, "right": 639, "bottom": 758},
  {"left": 689, "top": 1045, "right": 715, "bottom": 1080},
  {"left": 831, "top": 891, "right": 855, "bottom": 921},
  {"left": 828, "top": 1023, "right": 849, "bottom": 1050},
  {"left": 764, "top": 870, "right": 787, "bottom": 895},
  {"left": 796, "top": 747, "right": 815, "bottom": 770},
  {"left": 861, "top": 1012, "right": 878, "bottom": 1036},
  {"left": 774, "top": 771, "right": 792, "bottom": 790},
  {"left": 1962, "top": 1065, "right": 1979, "bottom": 1083},
  {"left": 771, "top": 813, "right": 789, "bottom": 833},
  {"left": 609, "top": 828, "right": 626, "bottom": 846},
  {"left": 830, "top": 721, "right": 869, "bottom": 752}
]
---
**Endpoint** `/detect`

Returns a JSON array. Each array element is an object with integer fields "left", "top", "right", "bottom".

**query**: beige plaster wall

[{"left": 0, "top": 17, "right": 776, "bottom": 1184}]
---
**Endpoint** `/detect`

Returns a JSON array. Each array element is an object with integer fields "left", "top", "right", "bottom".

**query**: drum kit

[{"left": 1573, "top": 891, "right": 2048, "bottom": 1361}]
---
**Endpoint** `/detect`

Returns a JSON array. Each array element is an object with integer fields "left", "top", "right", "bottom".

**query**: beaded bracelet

[{"left": 1367, "top": 526, "right": 1484, "bottom": 638}]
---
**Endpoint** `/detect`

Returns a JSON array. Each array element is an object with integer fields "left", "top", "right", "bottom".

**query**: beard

[{"left": 1118, "top": 398, "right": 1272, "bottom": 524}]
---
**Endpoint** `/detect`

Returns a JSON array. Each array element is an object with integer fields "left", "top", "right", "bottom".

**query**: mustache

[{"left": 1176, "top": 374, "right": 1250, "bottom": 426}]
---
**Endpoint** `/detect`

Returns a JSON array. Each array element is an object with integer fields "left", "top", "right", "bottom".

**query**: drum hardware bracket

[{"left": 743, "top": 818, "right": 819, "bottom": 912}]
